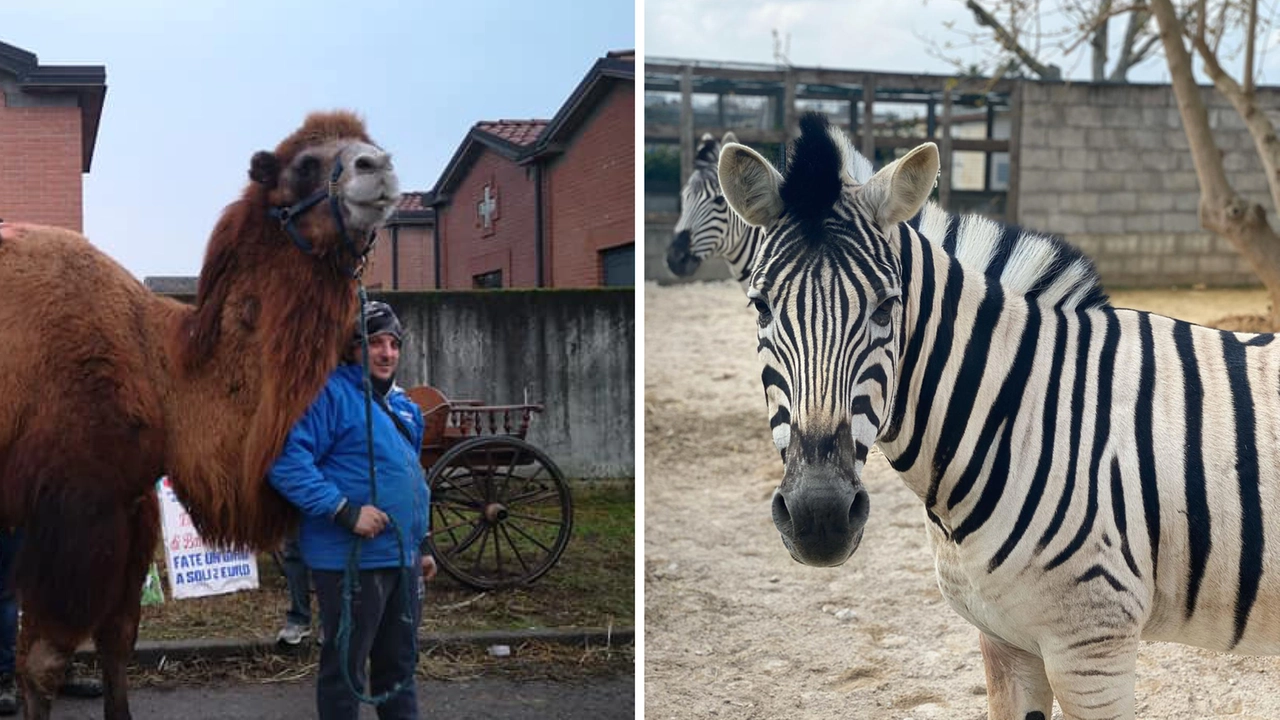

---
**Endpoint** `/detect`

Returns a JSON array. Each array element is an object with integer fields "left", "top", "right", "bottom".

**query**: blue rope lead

[{"left": 336, "top": 281, "right": 416, "bottom": 706}]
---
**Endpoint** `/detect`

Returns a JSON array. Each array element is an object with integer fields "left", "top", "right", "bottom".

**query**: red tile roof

[
  {"left": 475, "top": 119, "right": 548, "bottom": 147},
  {"left": 396, "top": 191, "right": 430, "bottom": 213}
]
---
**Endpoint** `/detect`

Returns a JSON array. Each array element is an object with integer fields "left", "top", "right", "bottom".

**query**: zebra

[
  {"left": 667, "top": 130, "right": 867, "bottom": 287},
  {"left": 717, "top": 111, "right": 1280, "bottom": 720}
]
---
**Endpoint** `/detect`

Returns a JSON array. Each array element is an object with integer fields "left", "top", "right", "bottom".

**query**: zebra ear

[
  {"left": 722, "top": 131, "right": 739, "bottom": 145},
  {"left": 861, "top": 142, "right": 939, "bottom": 226},
  {"left": 719, "top": 143, "right": 785, "bottom": 227}
]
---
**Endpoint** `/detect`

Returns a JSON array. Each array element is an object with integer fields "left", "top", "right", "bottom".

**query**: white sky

[{"left": 645, "top": 0, "right": 1280, "bottom": 85}]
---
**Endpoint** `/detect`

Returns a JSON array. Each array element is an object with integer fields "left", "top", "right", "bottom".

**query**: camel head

[{"left": 249, "top": 111, "right": 400, "bottom": 265}]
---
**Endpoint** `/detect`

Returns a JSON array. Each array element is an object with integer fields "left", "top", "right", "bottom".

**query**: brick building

[
  {"left": 362, "top": 191, "right": 435, "bottom": 290},
  {"left": 424, "top": 50, "right": 635, "bottom": 289},
  {"left": 0, "top": 41, "right": 105, "bottom": 231}
]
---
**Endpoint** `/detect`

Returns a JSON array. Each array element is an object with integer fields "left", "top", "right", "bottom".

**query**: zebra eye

[
  {"left": 870, "top": 298, "right": 894, "bottom": 328},
  {"left": 752, "top": 298, "right": 772, "bottom": 328}
]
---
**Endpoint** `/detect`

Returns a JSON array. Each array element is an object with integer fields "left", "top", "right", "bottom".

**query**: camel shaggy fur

[{"left": 0, "top": 110, "right": 400, "bottom": 719}]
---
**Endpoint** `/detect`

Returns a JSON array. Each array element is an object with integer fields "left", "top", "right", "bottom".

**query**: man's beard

[{"left": 371, "top": 371, "right": 394, "bottom": 396}]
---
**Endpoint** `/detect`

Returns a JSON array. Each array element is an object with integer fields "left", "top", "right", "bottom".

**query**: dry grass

[
  {"left": 125, "top": 484, "right": 634, "bottom": 685},
  {"left": 110, "top": 639, "right": 632, "bottom": 690}
]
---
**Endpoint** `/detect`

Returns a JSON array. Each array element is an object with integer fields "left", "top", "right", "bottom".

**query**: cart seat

[{"left": 404, "top": 385, "right": 453, "bottom": 467}]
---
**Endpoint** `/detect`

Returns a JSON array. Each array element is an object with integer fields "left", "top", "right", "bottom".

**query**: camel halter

[{"left": 267, "top": 157, "right": 378, "bottom": 277}]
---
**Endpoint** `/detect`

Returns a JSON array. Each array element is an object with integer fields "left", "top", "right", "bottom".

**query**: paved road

[{"left": 47, "top": 675, "right": 635, "bottom": 719}]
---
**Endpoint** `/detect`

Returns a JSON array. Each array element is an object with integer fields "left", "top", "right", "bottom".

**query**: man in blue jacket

[{"left": 269, "top": 301, "right": 436, "bottom": 720}]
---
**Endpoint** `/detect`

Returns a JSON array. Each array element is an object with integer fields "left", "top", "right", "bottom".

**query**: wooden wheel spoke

[
  {"left": 504, "top": 510, "right": 565, "bottom": 527},
  {"left": 436, "top": 470, "right": 485, "bottom": 504},
  {"left": 468, "top": 524, "right": 495, "bottom": 574},
  {"left": 446, "top": 522, "right": 490, "bottom": 559},
  {"left": 504, "top": 518, "right": 556, "bottom": 555},
  {"left": 504, "top": 487, "right": 563, "bottom": 506},
  {"left": 497, "top": 523, "right": 534, "bottom": 574}
]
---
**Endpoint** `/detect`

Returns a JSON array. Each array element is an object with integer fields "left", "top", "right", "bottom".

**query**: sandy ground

[{"left": 643, "top": 280, "right": 1280, "bottom": 720}]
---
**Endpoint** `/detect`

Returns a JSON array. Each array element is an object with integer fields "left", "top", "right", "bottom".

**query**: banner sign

[{"left": 157, "top": 477, "right": 259, "bottom": 599}]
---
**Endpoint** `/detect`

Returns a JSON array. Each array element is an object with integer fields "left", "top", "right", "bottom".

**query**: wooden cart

[{"left": 404, "top": 385, "right": 573, "bottom": 590}]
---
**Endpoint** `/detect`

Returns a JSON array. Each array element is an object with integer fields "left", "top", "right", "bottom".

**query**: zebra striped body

[
  {"left": 718, "top": 112, "right": 1280, "bottom": 720},
  {"left": 666, "top": 132, "right": 766, "bottom": 287}
]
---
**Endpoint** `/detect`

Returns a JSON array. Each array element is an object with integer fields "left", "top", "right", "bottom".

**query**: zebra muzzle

[
  {"left": 666, "top": 230, "right": 702, "bottom": 277},
  {"left": 771, "top": 473, "right": 869, "bottom": 567}
]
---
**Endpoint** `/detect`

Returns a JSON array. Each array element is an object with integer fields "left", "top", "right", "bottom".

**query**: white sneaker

[{"left": 276, "top": 623, "right": 311, "bottom": 646}]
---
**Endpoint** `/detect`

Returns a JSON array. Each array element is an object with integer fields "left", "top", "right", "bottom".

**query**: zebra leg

[
  {"left": 979, "top": 632, "right": 1053, "bottom": 720},
  {"left": 1042, "top": 639, "right": 1138, "bottom": 720}
]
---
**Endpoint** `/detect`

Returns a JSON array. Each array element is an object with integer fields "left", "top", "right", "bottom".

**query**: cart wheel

[{"left": 426, "top": 436, "right": 573, "bottom": 590}]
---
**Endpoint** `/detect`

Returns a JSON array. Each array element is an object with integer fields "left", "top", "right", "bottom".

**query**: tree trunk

[
  {"left": 1091, "top": 0, "right": 1112, "bottom": 81},
  {"left": 1150, "top": 0, "right": 1280, "bottom": 327}
]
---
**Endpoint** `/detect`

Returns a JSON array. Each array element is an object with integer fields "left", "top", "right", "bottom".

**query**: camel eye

[{"left": 296, "top": 156, "right": 320, "bottom": 180}]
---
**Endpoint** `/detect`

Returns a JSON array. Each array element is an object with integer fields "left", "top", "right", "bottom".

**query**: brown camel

[{"left": 0, "top": 110, "right": 400, "bottom": 719}]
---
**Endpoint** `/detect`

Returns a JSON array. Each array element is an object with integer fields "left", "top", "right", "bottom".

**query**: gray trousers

[{"left": 312, "top": 567, "right": 424, "bottom": 720}]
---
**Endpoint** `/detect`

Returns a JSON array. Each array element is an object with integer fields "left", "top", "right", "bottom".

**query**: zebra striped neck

[{"left": 878, "top": 226, "right": 1052, "bottom": 529}]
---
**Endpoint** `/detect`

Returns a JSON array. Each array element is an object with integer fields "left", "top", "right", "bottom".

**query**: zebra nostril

[
  {"left": 771, "top": 491, "right": 792, "bottom": 530},
  {"left": 849, "top": 489, "right": 869, "bottom": 528}
]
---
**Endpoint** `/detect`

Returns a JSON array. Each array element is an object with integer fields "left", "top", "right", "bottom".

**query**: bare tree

[
  {"left": 940, "top": 0, "right": 1163, "bottom": 81},
  {"left": 1150, "top": 0, "right": 1280, "bottom": 325}
]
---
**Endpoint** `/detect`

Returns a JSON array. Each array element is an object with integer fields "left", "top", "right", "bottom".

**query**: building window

[
  {"left": 601, "top": 244, "right": 634, "bottom": 287},
  {"left": 473, "top": 270, "right": 503, "bottom": 289}
]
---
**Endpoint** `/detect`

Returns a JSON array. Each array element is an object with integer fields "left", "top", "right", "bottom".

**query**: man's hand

[
  {"left": 421, "top": 554, "right": 438, "bottom": 581},
  {"left": 353, "top": 505, "right": 388, "bottom": 538}
]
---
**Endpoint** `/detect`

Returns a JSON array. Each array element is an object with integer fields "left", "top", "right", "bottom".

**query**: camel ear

[
  {"left": 719, "top": 143, "right": 784, "bottom": 227},
  {"left": 860, "top": 142, "right": 939, "bottom": 226},
  {"left": 249, "top": 151, "right": 280, "bottom": 188}
]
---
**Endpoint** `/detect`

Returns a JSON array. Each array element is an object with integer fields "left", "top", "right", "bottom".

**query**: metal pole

[
  {"left": 939, "top": 90, "right": 953, "bottom": 210},
  {"left": 680, "top": 65, "right": 694, "bottom": 185}
]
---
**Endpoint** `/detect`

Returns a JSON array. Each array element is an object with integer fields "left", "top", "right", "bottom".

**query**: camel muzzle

[{"left": 268, "top": 155, "right": 379, "bottom": 276}]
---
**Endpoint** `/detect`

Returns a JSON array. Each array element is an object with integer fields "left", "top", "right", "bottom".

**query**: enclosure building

[{"left": 645, "top": 57, "right": 1277, "bottom": 288}]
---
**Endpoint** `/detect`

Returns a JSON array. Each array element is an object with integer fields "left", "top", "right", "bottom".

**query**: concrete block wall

[{"left": 1019, "top": 81, "right": 1275, "bottom": 287}]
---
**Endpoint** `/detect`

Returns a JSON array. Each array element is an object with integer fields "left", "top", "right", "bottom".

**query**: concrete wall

[
  {"left": 1018, "top": 81, "right": 1275, "bottom": 287},
  {"left": 371, "top": 290, "right": 634, "bottom": 480}
]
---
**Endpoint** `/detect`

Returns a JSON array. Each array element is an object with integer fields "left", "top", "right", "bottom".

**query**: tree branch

[
  {"left": 1092, "top": 0, "right": 1113, "bottom": 81},
  {"left": 1246, "top": 0, "right": 1258, "bottom": 96},
  {"left": 1110, "top": 4, "right": 1152, "bottom": 80},
  {"left": 964, "top": 0, "right": 1063, "bottom": 80}
]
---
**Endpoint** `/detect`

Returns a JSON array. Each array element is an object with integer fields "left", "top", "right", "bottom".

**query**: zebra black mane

[
  {"left": 695, "top": 134, "right": 720, "bottom": 168},
  {"left": 783, "top": 111, "right": 1110, "bottom": 310}
]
